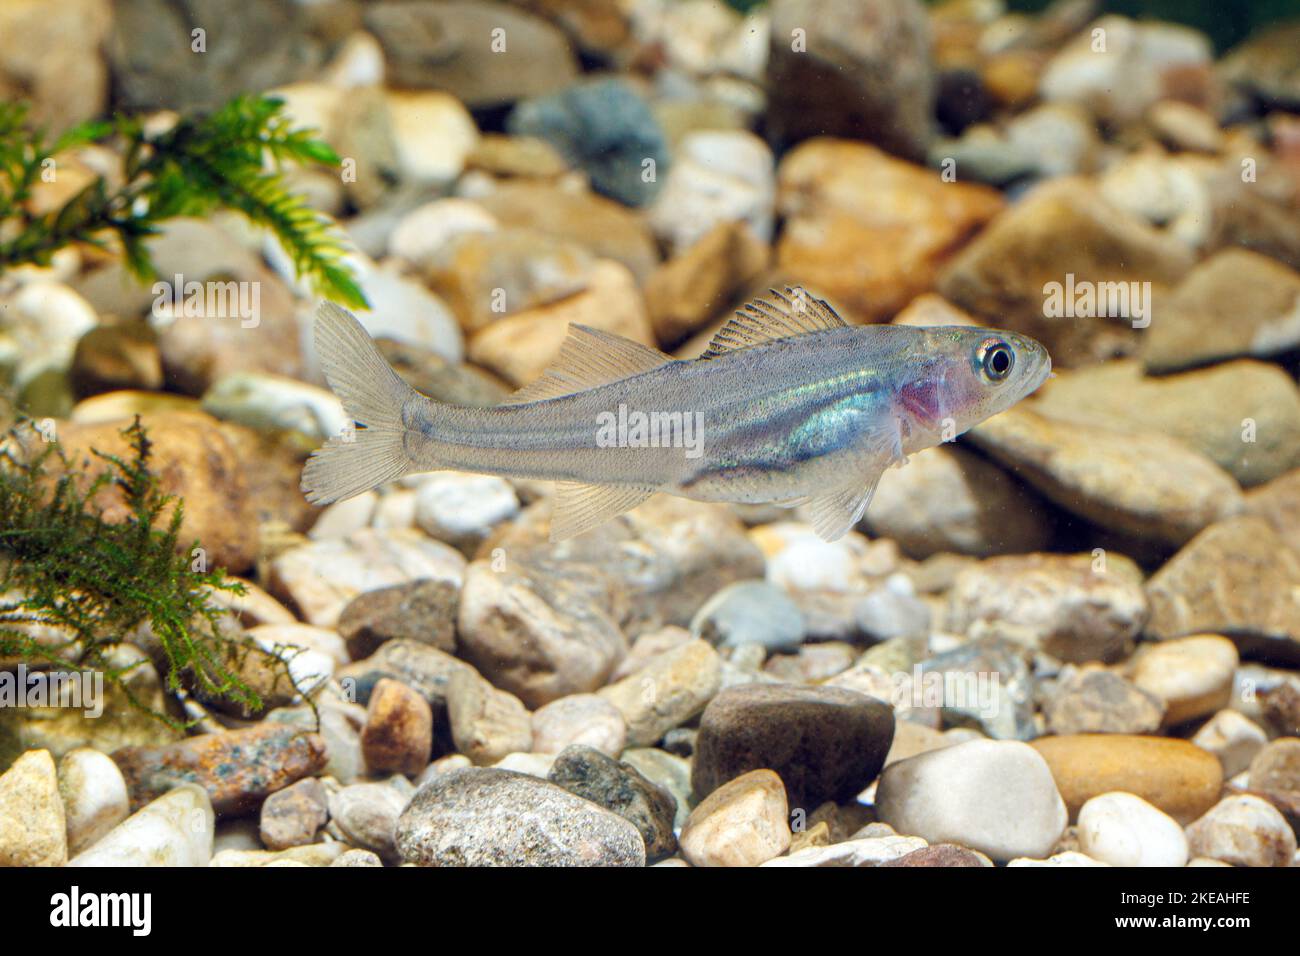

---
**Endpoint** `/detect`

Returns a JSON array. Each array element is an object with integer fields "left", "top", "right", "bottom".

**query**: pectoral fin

[
  {"left": 550, "top": 482, "right": 655, "bottom": 542},
  {"left": 805, "top": 473, "right": 882, "bottom": 542}
]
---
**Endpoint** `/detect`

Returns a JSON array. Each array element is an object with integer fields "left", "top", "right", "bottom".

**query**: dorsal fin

[
  {"left": 503, "top": 324, "right": 674, "bottom": 405},
  {"left": 701, "top": 286, "right": 848, "bottom": 359}
]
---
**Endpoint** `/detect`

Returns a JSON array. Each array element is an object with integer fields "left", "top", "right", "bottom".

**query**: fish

[{"left": 302, "top": 287, "right": 1052, "bottom": 542}]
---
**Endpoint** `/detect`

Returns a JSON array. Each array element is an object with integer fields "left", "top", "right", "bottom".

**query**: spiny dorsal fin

[
  {"left": 549, "top": 482, "right": 655, "bottom": 541},
  {"left": 503, "top": 325, "right": 674, "bottom": 405},
  {"left": 701, "top": 286, "right": 847, "bottom": 359}
]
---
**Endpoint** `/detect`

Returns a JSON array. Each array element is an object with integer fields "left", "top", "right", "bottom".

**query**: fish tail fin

[{"left": 301, "top": 302, "right": 420, "bottom": 504}]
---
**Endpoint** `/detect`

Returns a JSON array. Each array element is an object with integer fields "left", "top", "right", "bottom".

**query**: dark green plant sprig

[
  {"left": 0, "top": 96, "right": 367, "bottom": 309},
  {"left": 0, "top": 417, "right": 307, "bottom": 727}
]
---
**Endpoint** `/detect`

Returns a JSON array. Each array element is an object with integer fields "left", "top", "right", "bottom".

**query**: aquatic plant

[
  {"left": 0, "top": 416, "right": 300, "bottom": 725},
  {"left": 0, "top": 94, "right": 367, "bottom": 308}
]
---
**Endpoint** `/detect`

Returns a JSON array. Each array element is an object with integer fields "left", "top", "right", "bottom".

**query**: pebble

[
  {"left": 1145, "top": 517, "right": 1300, "bottom": 655},
  {"left": 1145, "top": 249, "right": 1300, "bottom": 371},
  {"left": 1035, "top": 360, "right": 1300, "bottom": 489},
  {"left": 51, "top": 412, "right": 260, "bottom": 572},
  {"left": 1077, "top": 792, "right": 1190, "bottom": 867},
  {"left": 111, "top": 724, "right": 328, "bottom": 816},
  {"left": 547, "top": 745, "right": 678, "bottom": 861},
  {"left": 329, "top": 782, "right": 411, "bottom": 861},
  {"left": 267, "top": 693, "right": 368, "bottom": 785},
  {"left": 258, "top": 777, "right": 329, "bottom": 851},
  {"left": 57, "top": 747, "right": 129, "bottom": 857},
  {"left": 1192, "top": 711, "right": 1269, "bottom": 778},
  {"left": 916, "top": 637, "right": 1036, "bottom": 740},
  {"left": 1249, "top": 738, "right": 1300, "bottom": 795},
  {"left": 764, "top": 834, "right": 929, "bottom": 868},
  {"left": 69, "top": 784, "right": 213, "bottom": 867},
  {"left": 948, "top": 552, "right": 1149, "bottom": 664},
  {"left": 1039, "top": 15, "right": 1211, "bottom": 125},
  {"left": 1130, "top": 635, "right": 1239, "bottom": 727},
  {"left": 1185, "top": 794, "right": 1297, "bottom": 868},
  {"left": 1030, "top": 735, "right": 1223, "bottom": 825},
  {"left": 211, "top": 843, "right": 345, "bottom": 867},
  {"left": 644, "top": 221, "right": 768, "bottom": 345},
  {"left": 331, "top": 848, "right": 384, "bottom": 867},
  {"left": 424, "top": 228, "right": 595, "bottom": 333},
  {"left": 598, "top": 640, "right": 723, "bottom": 747},
  {"left": 467, "top": 259, "right": 655, "bottom": 387},
  {"left": 1045, "top": 669, "right": 1165, "bottom": 736},
  {"left": 457, "top": 557, "right": 628, "bottom": 708},
  {"left": 689, "top": 581, "right": 804, "bottom": 653},
  {"left": 267, "top": 528, "right": 466, "bottom": 629},
  {"left": 531, "top": 694, "right": 627, "bottom": 757},
  {"left": 201, "top": 372, "right": 347, "bottom": 443},
  {"left": 495, "top": 496, "right": 765, "bottom": 632},
  {"left": 611, "top": 627, "right": 691, "bottom": 681},
  {"left": 446, "top": 670, "right": 535, "bottom": 765},
  {"left": 868, "top": 445, "right": 1053, "bottom": 559},
  {"left": 388, "top": 198, "right": 498, "bottom": 273},
  {"left": 1006, "top": 851, "right": 1110, "bottom": 867},
  {"left": 507, "top": 77, "right": 669, "bottom": 207},
  {"left": 337, "top": 578, "right": 460, "bottom": 659},
  {"left": 876, "top": 740, "right": 1067, "bottom": 862},
  {"left": 646, "top": 129, "right": 775, "bottom": 254},
  {"left": 853, "top": 580, "right": 932, "bottom": 642},
  {"left": 396, "top": 767, "right": 645, "bottom": 866},
  {"left": 692, "top": 684, "right": 895, "bottom": 812},
  {"left": 766, "top": 0, "right": 934, "bottom": 159},
  {"left": 362, "top": 678, "right": 434, "bottom": 777},
  {"left": 938, "top": 180, "right": 1193, "bottom": 365},
  {"left": 679, "top": 769, "right": 791, "bottom": 867},
  {"left": 414, "top": 473, "right": 520, "bottom": 553},
  {"left": 968, "top": 405, "right": 1240, "bottom": 550},
  {"left": 620, "top": 748, "right": 694, "bottom": 830},
  {"left": 0, "top": 749, "right": 67, "bottom": 866},
  {"left": 492, "top": 752, "right": 555, "bottom": 777},
  {"left": 881, "top": 844, "right": 992, "bottom": 867},
  {"left": 385, "top": 90, "right": 479, "bottom": 184}
]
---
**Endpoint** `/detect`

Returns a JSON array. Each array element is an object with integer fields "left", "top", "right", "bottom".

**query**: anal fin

[
  {"left": 550, "top": 482, "right": 655, "bottom": 542},
  {"left": 804, "top": 473, "right": 881, "bottom": 542}
]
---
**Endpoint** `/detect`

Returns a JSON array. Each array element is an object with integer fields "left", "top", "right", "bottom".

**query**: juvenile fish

[{"left": 302, "top": 288, "right": 1051, "bottom": 541}]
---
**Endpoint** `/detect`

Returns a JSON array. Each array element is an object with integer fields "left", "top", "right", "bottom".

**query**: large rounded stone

[
  {"left": 395, "top": 767, "right": 645, "bottom": 866},
  {"left": 692, "top": 684, "right": 895, "bottom": 811},
  {"left": 875, "top": 740, "right": 1067, "bottom": 862},
  {"left": 873, "top": 738, "right": 1066, "bottom": 863}
]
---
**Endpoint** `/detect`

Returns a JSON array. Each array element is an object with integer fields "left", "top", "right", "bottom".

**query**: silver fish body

[{"left": 304, "top": 290, "right": 1051, "bottom": 541}]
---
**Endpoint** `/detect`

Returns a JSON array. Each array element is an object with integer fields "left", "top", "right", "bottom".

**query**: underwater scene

[{"left": 0, "top": 0, "right": 1298, "bottom": 892}]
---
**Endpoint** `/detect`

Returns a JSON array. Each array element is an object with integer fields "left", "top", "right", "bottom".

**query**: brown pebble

[
  {"left": 362, "top": 678, "right": 435, "bottom": 777},
  {"left": 112, "top": 724, "right": 327, "bottom": 816}
]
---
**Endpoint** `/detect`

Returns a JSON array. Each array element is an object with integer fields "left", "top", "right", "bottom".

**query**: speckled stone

[
  {"left": 112, "top": 724, "right": 328, "bottom": 816},
  {"left": 547, "top": 745, "right": 678, "bottom": 861},
  {"left": 258, "top": 777, "right": 328, "bottom": 851},
  {"left": 396, "top": 767, "right": 645, "bottom": 866},
  {"left": 0, "top": 749, "right": 66, "bottom": 866}
]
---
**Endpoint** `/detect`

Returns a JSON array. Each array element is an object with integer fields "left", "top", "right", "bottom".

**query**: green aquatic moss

[
  {"left": 0, "top": 416, "right": 300, "bottom": 726},
  {"left": 0, "top": 94, "right": 367, "bottom": 308}
]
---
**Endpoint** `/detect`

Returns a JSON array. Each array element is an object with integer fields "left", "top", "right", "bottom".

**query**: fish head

[{"left": 904, "top": 327, "right": 1052, "bottom": 435}]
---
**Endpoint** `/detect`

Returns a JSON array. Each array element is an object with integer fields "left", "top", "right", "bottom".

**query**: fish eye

[{"left": 980, "top": 341, "right": 1014, "bottom": 382}]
